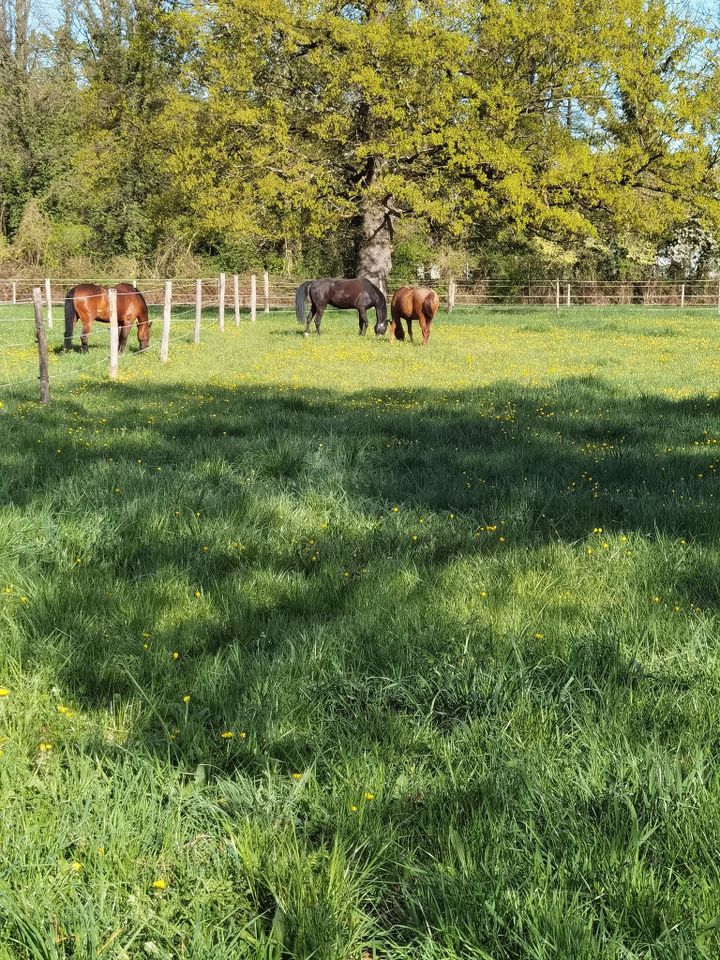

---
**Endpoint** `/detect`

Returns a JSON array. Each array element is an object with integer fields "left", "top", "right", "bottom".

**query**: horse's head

[{"left": 374, "top": 292, "right": 388, "bottom": 335}]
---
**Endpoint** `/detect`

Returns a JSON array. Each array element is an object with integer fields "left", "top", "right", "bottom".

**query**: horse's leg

[
  {"left": 358, "top": 307, "right": 368, "bottom": 336},
  {"left": 81, "top": 319, "right": 91, "bottom": 353},
  {"left": 305, "top": 300, "right": 317, "bottom": 335},
  {"left": 118, "top": 320, "right": 131, "bottom": 354},
  {"left": 407, "top": 316, "right": 414, "bottom": 343},
  {"left": 314, "top": 305, "right": 324, "bottom": 335}
]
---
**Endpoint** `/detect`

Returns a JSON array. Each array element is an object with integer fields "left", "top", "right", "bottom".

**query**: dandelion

[
  {"left": 151, "top": 879, "right": 167, "bottom": 890},
  {"left": 291, "top": 772, "right": 303, "bottom": 781},
  {"left": 653, "top": 596, "right": 660, "bottom": 603},
  {"left": 220, "top": 731, "right": 234, "bottom": 739},
  {"left": 97, "top": 847, "right": 105, "bottom": 856},
  {"left": 498, "top": 536, "right": 505, "bottom": 543},
  {"left": 350, "top": 804, "right": 358, "bottom": 812},
  {"left": 364, "top": 792, "right": 375, "bottom": 801},
  {"left": 392, "top": 505, "right": 399, "bottom": 512},
  {"left": 602, "top": 542, "right": 609, "bottom": 549},
  {"left": 533, "top": 633, "right": 544, "bottom": 640},
  {"left": 70, "top": 861, "right": 82, "bottom": 872},
  {"left": 172, "top": 651, "right": 180, "bottom": 661},
  {"left": 182, "top": 694, "right": 191, "bottom": 703},
  {"left": 0, "top": 688, "right": 8, "bottom": 698},
  {"left": 57, "top": 705, "right": 73, "bottom": 717},
  {"left": 593, "top": 527, "right": 603, "bottom": 533},
  {"left": 194, "top": 591, "right": 201, "bottom": 598},
  {"left": 38, "top": 742, "right": 53, "bottom": 752}
]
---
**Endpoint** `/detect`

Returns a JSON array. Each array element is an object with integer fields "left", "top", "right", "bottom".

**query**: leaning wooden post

[
  {"left": 566, "top": 282, "right": 571, "bottom": 307},
  {"left": 160, "top": 280, "right": 172, "bottom": 363},
  {"left": 263, "top": 270, "right": 270, "bottom": 313},
  {"left": 448, "top": 278, "right": 456, "bottom": 313},
  {"left": 194, "top": 279, "right": 202, "bottom": 344},
  {"left": 555, "top": 279, "right": 560, "bottom": 312},
  {"left": 11, "top": 281, "right": 16, "bottom": 304},
  {"left": 108, "top": 287, "right": 119, "bottom": 379},
  {"left": 44, "top": 278, "right": 53, "bottom": 328},
  {"left": 33, "top": 287, "right": 50, "bottom": 404},
  {"left": 250, "top": 274, "right": 257, "bottom": 322},
  {"left": 233, "top": 273, "right": 240, "bottom": 325},
  {"left": 218, "top": 272, "right": 226, "bottom": 332},
  {"left": 680, "top": 282, "right": 685, "bottom": 309}
]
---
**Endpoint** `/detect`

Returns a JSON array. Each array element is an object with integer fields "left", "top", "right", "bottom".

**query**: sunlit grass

[{"left": 1, "top": 304, "right": 720, "bottom": 958}]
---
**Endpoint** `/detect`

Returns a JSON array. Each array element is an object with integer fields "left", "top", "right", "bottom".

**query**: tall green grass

[{"left": 1, "top": 305, "right": 720, "bottom": 958}]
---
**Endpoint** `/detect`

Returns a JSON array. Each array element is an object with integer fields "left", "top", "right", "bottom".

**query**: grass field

[{"left": 1, "top": 303, "right": 720, "bottom": 959}]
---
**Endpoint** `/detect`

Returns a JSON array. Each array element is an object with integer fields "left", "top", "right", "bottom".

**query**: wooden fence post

[
  {"left": 448, "top": 278, "right": 456, "bottom": 313},
  {"left": 108, "top": 287, "right": 118, "bottom": 379},
  {"left": 194, "top": 279, "right": 202, "bottom": 344},
  {"left": 555, "top": 279, "right": 560, "bottom": 312},
  {"left": 11, "top": 281, "right": 16, "bottom": 304},
  {"left": 680, "top": 283, "right": 685, "bottom": 309},
  {"left": 33, "top": 287, "right": 50, "bottom": 404},
  {"left": 234, "top": 273, "right": 240, "bottom": 325},
  {"left": 250, "top": 274, "right": 257, "bottom": 322},
  {"left": 263, "top": 270, "right": 270, "bottom": 313},
  {"left": 566, "top": 283, "right": 571, "bottom": 307},
  {"left": 160, "top": 280, "right": 172, "bottom": 363},
  {"left": 218, "top": 272, "right": 225, "bottom": 332},
  {"left": 45, "top": 278, "right": 53, "bottom": 328}
]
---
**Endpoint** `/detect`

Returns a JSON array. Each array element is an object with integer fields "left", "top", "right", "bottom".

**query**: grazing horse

[
  {"left": 390, "top": 286, "right": 440, "bottom": 346},
  {"left": 295, "top": 277, "right": 387, "bottom": 336},
  {"left": 64, "top": 283, "right": 150, "bottom": 353}
]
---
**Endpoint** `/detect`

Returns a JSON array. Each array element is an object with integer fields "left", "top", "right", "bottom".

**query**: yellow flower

[
  {"left": 498, "top": 536, "right": 505, "bottom": 543},
  {"left": 97, "top": 847, "right": 105, "bottom": 856},
  {"left": 70, "top": 861, "right": 82, "bottom": 872},
  {"left": 220, "top": 731, "right": 234, "bottom": 739},
  {"left": 38, "top": 742, "right": 53, "bottom": 752},
  {"left": 0, "top": 688, "right": 8, "bottom": 698},
  {"left": 291, "top": 772, "right": 302, "bottom": 781},
  {"left": 172, "top": 651, "right": 180, "bottom": 661},
  {"left": 533, "top": 633, "right": 544, "bottom": 640},
  {"left": 182, "top": 695, "right": 191, "bottom": 703},
  {"left": 364, "top": 792, "right": 375, "bottom": 801},
  {"left": 57, "top": 705, "right": 73, "bottom": 716},
  {"left": 151, "top": 879, "right": 167, "bottom": 890},
  {"left": 350, "top": 804, "right": 358, "bottom": 812},
  {"left": 194, "top": 591, "right": 201, "bottom": 598},
  {"left": 392, "top": 505, "right": 399, "bottom": 512}
]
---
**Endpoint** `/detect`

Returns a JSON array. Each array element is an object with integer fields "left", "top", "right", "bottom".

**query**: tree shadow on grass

[{"left": 3, "top": 373, "right": 720, "bottom": 955}]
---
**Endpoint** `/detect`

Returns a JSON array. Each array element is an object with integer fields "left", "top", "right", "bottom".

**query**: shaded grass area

[{"left": 1, "top": 310, "right": 720, "bottom": 958}]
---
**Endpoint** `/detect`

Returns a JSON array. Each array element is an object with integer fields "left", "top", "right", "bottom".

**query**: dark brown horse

[
  {"left": 390, "top": 286, "right": 440, "bottom": 346},
  {"left": 64, "top": 283, "right": 150, "bottom": 353},
  {"left": 295, "top": 278, "right": 387, "bottom": 336}
]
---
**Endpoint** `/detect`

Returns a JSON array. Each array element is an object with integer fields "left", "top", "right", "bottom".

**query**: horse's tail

[
  {"left": 424, "top": 289, "right": 440, "bottom": 322},
  {"left": 295, "top": 281, "right": 311, "bottom": 325},
  {"left": 64, "top": 287, "right": 77, "bottom": 349}
]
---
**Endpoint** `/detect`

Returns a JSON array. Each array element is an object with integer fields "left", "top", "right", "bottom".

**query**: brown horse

[
  {"left": 64, "top": 283, "right": 150, "bottom": 353},
  {"left": 390, "top": 286, "right": 439, "bottom": 345}
]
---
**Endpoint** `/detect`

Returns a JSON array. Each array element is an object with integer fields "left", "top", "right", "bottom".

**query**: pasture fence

[{"left": 5, "top": 274, "right": 720, "bottom": 313}]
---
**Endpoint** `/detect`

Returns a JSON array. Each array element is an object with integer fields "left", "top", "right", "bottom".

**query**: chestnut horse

[
  {"left": 64, "top": 283, "right": 150, "bottom": 353},
  {"left": 390, "top": 286, "right": 440, "bottom": 345},
  {"left": 295, "top": 277, "right": 387, "bottom": 336}
]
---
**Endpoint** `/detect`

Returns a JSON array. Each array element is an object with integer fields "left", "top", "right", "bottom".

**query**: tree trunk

[{"left": 356, "top": 198, "right": 393, "bottom": 294}]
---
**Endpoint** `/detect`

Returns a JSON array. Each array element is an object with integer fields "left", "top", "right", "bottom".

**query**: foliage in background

[{"left": 2, "top": 0, "right": 720, "bottom": 278}]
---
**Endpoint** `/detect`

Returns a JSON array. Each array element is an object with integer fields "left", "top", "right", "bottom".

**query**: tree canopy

[{"left": 1, "top": 0, "right": 720, "bottom": 279}]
